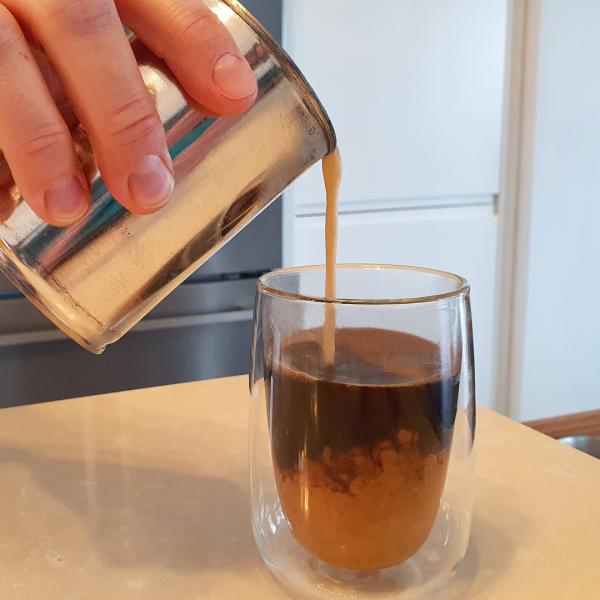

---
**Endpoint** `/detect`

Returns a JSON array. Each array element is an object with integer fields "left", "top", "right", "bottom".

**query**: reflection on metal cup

[{"left": 0, "top": 0, "right": 335, "bottom": 353}]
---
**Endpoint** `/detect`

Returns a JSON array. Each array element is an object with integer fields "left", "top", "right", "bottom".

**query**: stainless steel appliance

[{"left": 0, "top": 0, "right": 286, "bottom": 407}]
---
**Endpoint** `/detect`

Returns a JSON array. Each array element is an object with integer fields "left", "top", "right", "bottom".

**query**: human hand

[{"left": 0, "top": 0, "right": 258, "bottom": 226}]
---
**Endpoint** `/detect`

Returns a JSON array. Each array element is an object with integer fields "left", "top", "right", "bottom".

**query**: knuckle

[
  {"left": 44, "top": 0, "right": 116, "bottom": 37},
  {"left": 174, "top": 7, "right": 223, "bottom": 47},
  {"left": 105, "top": 94, "right": 162, "bottom": 147},
  {"left": 18, "top": 124, "right": 70, "bottom": 161}
]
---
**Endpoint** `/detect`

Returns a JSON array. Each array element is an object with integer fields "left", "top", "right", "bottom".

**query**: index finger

[{"left": 117, "top": 0, "right": 258, "bottom": 116}]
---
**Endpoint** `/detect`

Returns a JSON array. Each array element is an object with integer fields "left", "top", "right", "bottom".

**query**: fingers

[
  {"left": 117, "top": 0, "right": 258, "bottom": 115},
  {"left": 7, "top": 0, "right": 174, "bottom": 215},
  {"left": 0, "top": 6, "right": 89, "bottom": 226},
  {"left": 0, "top": 0, "right": 256, "bottom": 224}
]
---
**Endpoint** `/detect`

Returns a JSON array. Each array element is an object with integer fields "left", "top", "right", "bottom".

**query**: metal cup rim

[{"left": 222, "top": 0, "right": 337, "bottom": 154}]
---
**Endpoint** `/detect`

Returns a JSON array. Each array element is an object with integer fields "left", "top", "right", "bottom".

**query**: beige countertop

[{"left": 0, "top": 376, "right": 598, "bottom": 599}]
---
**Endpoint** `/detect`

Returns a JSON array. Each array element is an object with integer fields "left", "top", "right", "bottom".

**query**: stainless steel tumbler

[{"left": 0, "top": 0, "right": 336, "bottom": 353}]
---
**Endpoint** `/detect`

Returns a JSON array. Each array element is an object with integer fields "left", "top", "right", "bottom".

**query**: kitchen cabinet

[
  {"left": 283, "top": 0, "right": 508, "bottom": 210},
  {"left": 282, "top": 0, "right": 509, "bottom": 410}
]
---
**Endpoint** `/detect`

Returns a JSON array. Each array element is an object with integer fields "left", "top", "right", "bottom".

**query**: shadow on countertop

[
  {"left": 0, "top": 445, "right": 256, "bottom": 573},
  {"left": 431, "top": 480, "right": 533, "bottom": 599}
]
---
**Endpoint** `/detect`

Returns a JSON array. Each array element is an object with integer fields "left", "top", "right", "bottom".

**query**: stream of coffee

[{"left": 322, "top": 148, "right": 343, "bottom": 364}]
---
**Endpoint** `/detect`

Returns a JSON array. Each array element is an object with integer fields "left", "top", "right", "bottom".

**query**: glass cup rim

[{"left": 258, "top": 263, "right": 470, "bottom": 306}]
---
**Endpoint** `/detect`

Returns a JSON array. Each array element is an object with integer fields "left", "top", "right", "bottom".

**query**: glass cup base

[{"left": 253, "top": 499, "right": 470, "bottom": 600}]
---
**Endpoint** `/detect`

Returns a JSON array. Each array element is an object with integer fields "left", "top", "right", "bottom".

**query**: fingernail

[
  {"left": 128, "top": 155, "right": 174, "bottom": 211},
  {"left": 45, "top": 176, "right": 89, "bottom": 225},
  {"left": 212, "top": 53, "right": 257, "bottom": 100}
]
